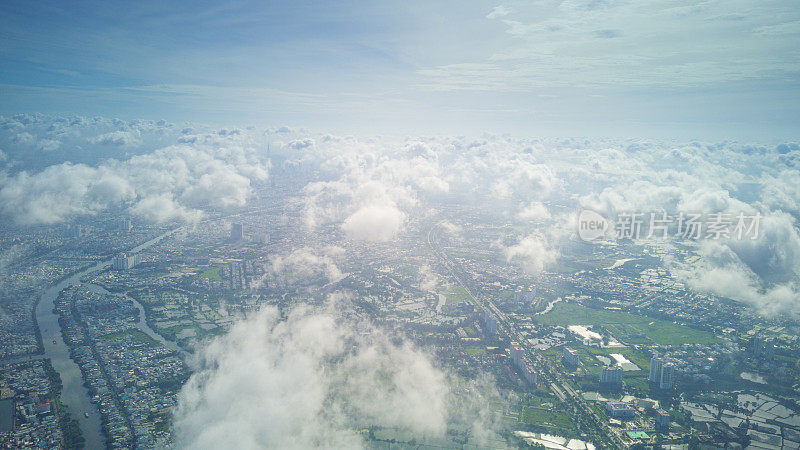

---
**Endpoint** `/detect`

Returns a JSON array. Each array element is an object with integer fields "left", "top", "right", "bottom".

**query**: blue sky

[{"left": 1, "top": 0, "right": 799, "bottom": 138}]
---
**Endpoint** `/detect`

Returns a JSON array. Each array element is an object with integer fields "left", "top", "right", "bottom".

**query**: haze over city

[{"left": 1, "top": 1, "right": 799, "bottom": 449}]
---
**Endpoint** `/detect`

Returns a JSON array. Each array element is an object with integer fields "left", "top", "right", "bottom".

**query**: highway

[{"left": 426, "top": 220, "right": 624, "bottom": 448}]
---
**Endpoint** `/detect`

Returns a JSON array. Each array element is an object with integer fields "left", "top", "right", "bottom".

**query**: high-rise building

[
  {"left": 562, "top": 347, "right": 580, "bottom": 368},
  {"left": 507, "top": 341, "right": 537, "bottom": 387},
  {"left": 112, "top": 252, "right": 140, "bottom": 271},
  {"left": 648, "top": 357, "right": 664, "bottom": 383},
  {"left": 659, "top": 363, "right": 675, "bottom": 389},
  {"left": 649, "top": 357, "right": 675, "bottom": 389},
  {"left": 655, "top": 409, "right": 671, "bottom": 432},
  {"left": 605, "top": 402, "right": 635, "bottom": 419},
  {"left": 252, "top": 232, "right": 270, "bottom": 244},
  {"left": 481, "top": 309, "right": 497, "bottom": 336},
  {"left": 510, "top": 343, "right": 525, "bottom": 368},
  {"left": 752, "top": 335, "right": 775, "bottom": 360},
  {"left": 231, "top": 223, "right": 244, "bottom": 240},
  {"left": 522, "top": 363, "right": 538, "bottom": 386},
  {"left": 601, "top": 365, "right": 623, "bottom": 386}
]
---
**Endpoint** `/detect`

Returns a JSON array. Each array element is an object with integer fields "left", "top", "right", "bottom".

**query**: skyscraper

[
  {"left": 231, "top": 223, "right": 244, "bottom": 240},
  {"left": 659, "top": 363, "right": 675, "bottom": 389},
  {"left": 562, "top": 347, "right": 580, "bottom": 368},
  {"left": 655, "top": 409, "right": 671, "bottom": 432},
  {"left": 649, "top": 357, "right": 664, "bottom": 383},
  {"left": 601, "top": 365, "right": 623, "bottom": 386},
  {"left": 481, "top": 309, "right": 497, "bottom": 336}
]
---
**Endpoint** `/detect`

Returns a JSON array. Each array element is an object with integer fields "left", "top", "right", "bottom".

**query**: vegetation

[
  {"left": 100, "top": 329, "right": 159, "bottom": 346},
  {"left": 199, "top": 265, "right": 222, "bottom": 281},
  {"left": 536, "top": 303, "right": 721, "bottom": 345}
]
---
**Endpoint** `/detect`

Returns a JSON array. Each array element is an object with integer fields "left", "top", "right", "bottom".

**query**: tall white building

[
  {"left": 601, "top": 365, "right": 623, "bottom": 386},
  {"left": 649, "top": 357, "right": 675, "bottom": 389},
  {"left": 562, "top": 347, "right": 580, "bottom": 368},
  {"left": 510, "top": 343, "right": 524, "bottom": 368},
  {"left": 649, "top": 357, "right": 664, "bottom": 383},
  {"left": 481, "top": 309, "right": 497, "bottom": 336},
  {"left": 231, "top": 223, "right": 244, "bottom": 240},
  {"left": 522, "top": 363, "right": 538, "bottom": 386},
  {"left": 659, "top": 363, "right": 675, "bottom": 389},
  {"left": 112, "top": 252, "right": 140, "bottom": 271}
]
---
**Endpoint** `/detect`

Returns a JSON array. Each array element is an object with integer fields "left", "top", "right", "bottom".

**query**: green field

[
  {"left": 536, "top": 303, "right": 721, "bottom": 345},
  {"left": 443, "top": 285, "right": 471, "bottom": 305},
  {"left": 519, "top": 406, "right": 574, "bottom": 429},
  {"left": 199, "top": 266, "right": 222, "bottom": 281},
  {"left": 464, "top": 347, "right": 485, "bottom": 356},
  {"left": 100, "top": 329, "right": 158, "bottom": 347}
]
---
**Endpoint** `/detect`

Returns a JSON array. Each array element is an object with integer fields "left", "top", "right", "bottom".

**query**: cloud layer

[
  {"left": 172, "top": 302, "right": 498, "bottom": 449},
  {"left": 0, "top": 115, "right": 270, "bottom": 224},
  {"left": 2, "top": 114, "right": 799, "bottom": 316}
]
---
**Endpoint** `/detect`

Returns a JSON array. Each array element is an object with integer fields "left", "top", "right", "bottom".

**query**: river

[
  {"left": 85, "top": 284, "right": 186, "bottom": 358},
  {"left": 34, "top": 228, "right": 181, "bottom": 449}
]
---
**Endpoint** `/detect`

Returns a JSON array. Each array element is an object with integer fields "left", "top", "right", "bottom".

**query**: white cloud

[
  {"left": 172, "top": 303, "right": 500, "bottom": 448},
  {"left": 90, "top": 130, "right": 141, "bottom": 147},
  {"left": 130, "top": 194, "right": 202, "bottom": 224},
  {"left": 503, "top": 234, "right": 558, "bottom": 275},
  {"left": 341, "top": 203, "right": 405, "bottom": 242},
  {"left": 0, "top": 118, "right": 270, "bottom": 225},
  {"left": 486, "top": 5, "right": 510, "bottom": 19},
  {"left": 517, "top": 201, "right": 551, "bottom": 221},
  {"left": 285, "top": 138, "right": 315, "bottom": 150},
  {"left": 418, "top": 264, "right": 439, "bottom": 292},
  {"left": 37, "top": 139, "right": 61, "bottom": 152},
  {"left": 431, "top": 0, "right": 800, "bottom": 92},
  {"left": 270, "top": 247, "right": 344, "bottom": 285}
]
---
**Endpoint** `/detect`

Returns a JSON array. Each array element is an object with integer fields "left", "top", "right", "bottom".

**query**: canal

[{"left": 34, "top": 228, "right": 181, "bottom": 448}]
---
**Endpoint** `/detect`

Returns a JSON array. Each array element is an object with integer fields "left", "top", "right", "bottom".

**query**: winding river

[
  {"left": 34, "top": 228, "right": 181, "bottom": 448},
  {"left": 85, "top": 284, "right": 186, "bottom": 358}
]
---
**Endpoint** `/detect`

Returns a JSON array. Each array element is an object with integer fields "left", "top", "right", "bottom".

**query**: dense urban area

[{"left": 1, "top": 117, "right": 799, "bottom": 449}]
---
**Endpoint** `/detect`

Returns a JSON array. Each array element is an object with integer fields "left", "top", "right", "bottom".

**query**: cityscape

[
  {"left": 1, "top": 117, "right": 799, "bottom": 448},
  {"left": 2, "top": 1, "right": 800, "bottom": 449}
]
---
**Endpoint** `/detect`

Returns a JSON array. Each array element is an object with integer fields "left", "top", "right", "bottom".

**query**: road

[{"left": 426, "top": 220, "right": 624, "bottom": 448}]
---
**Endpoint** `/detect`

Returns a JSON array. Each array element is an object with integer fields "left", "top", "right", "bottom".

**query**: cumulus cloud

[
  {"left": 0, "top": 163, "right": 105, "bottom": 225},
  {"left": 418, "top": 264, "right": 439, "bottom": 292},
  {"left": 285, "top": 138, "right": 315, "bottom": 150},
  {"left": 503, "top": 234, "right": 559, "bottom": 275},
  {"left": 672, "top": 212, "right": 800, "bottom": 316},
  {"left": 3, "top": 115, "right": 798, "bottom": 317},
  {"left": 130, "top": 194, "right": 202, "bottom": 224},
  {"left": 37, "top": 139, "right": 61, "bottom": 152},
  {"left": 491, "top": 161, "right": 556, "bottom": 200},
  {"left": 341, "top": 203, "right": 405, "bottom": 242},
  {"left": 90, "top": 130, "right": 141, "bottom": 147},
  {"left": 517, "top": 201, "right": 551, "bottom": 221},
  {"left": 0, "top": 127, "right": 270, "bottom": 225},
  {"left": 270, "top": 247, "right": 345, "bottom": 285},
  {"left": 172, "top": 303, "right": 501, "bottom": 449}
]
